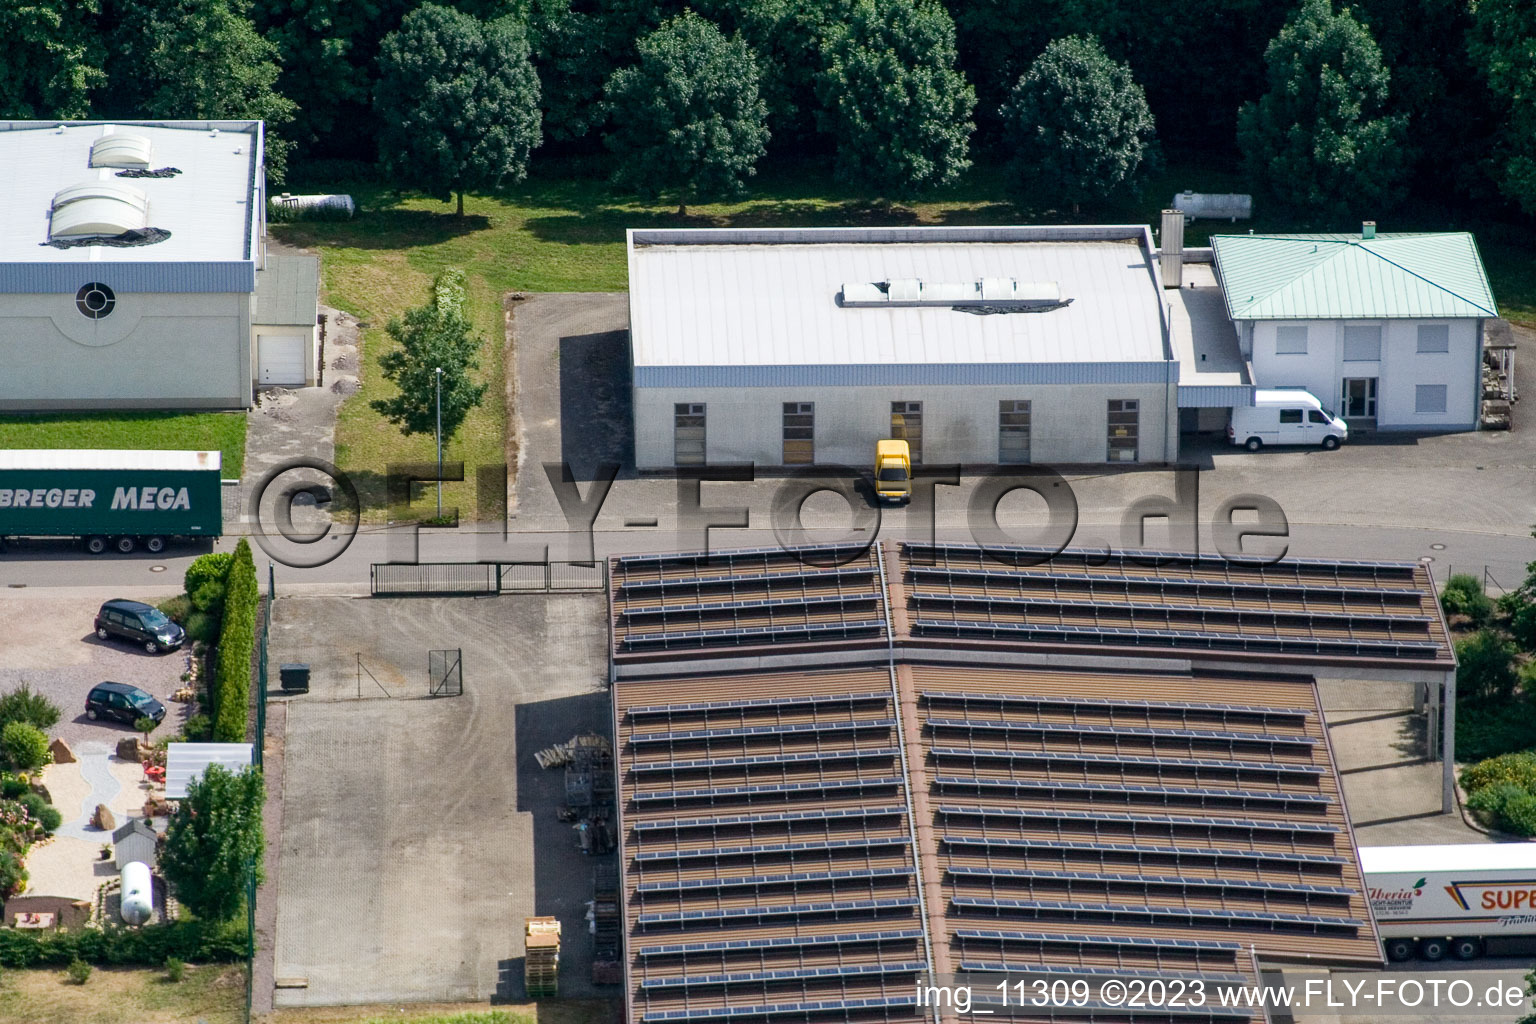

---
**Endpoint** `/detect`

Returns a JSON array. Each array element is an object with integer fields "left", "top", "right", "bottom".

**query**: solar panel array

[
  {"left": 913, "top": 665, "right": 1382, "bottom": 983},
  {"left": 611, "top": 547, "right": 888, "bottom": 659},
  {"left": 616, "top": 670, "right": 928, "bottom": 1024},
  {"left": 896, "top": 543, "right": 1453, "bottom": 665}
]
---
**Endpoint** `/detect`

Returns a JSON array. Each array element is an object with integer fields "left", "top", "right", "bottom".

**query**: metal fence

[{"left": 370, "top": 560, "right": 607, "bottom": 596}]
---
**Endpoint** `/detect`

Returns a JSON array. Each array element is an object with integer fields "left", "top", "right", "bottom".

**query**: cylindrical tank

[
  {"left": 120, "top": 861, "right": 153, "bottom": 925},
  {"left": 271, "top": 193, "right": 355, "bottom": 218}
]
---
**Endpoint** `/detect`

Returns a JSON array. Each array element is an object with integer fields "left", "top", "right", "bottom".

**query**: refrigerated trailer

[
  {"left": 1361, "top": 843, "right": 1536, "bottom": 961},
  {"left": 0, "top": 449, "right": 223, "bottom": 555}
]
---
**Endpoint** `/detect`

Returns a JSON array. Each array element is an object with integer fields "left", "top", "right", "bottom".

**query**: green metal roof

[{"left": 1210, "top": 232, "right": 1498, "bottom": 321}]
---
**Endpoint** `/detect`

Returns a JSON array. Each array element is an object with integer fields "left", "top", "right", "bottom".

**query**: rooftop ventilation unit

[
  {"left": 837, "top": 278, "right": 1070, "bottom": 313},
  {"left": 49, "top": 181, "right": 151, "bottom": 239},
  {"left": 89, "top": 134, "right": 153, "bottom": 169}
]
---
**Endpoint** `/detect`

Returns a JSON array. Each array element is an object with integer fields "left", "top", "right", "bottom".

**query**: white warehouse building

[
  {"left": 0, "top": 120, "right": 318, "bottom": 411},
  {"left": 627, "top": 226, "right": 1187, "bottom": 469}
]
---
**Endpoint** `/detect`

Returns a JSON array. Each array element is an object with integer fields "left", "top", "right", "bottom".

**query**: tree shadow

[{"left": 273, "top": 209, "right": 493, "bottom": 251}]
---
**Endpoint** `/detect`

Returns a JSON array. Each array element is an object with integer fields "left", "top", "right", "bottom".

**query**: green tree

[
  {"left": 0, "top": 0, "right": 105, "bottom": 118},
  {"left": 1457, "top": 628, "right": 1519, "bottom": 704},
  {"left": 604, "top": 12, "right": 768, "bottom": 215},
  {"left": 816, "top": 0, "right": 976, "bottom": 195},
  {"left": 1237, "top": 0, "right": 1408, "bottom": 222},
  {"left": 99, "top": 0, "right": 297, "bottom": 179},
  {"left": 375, "top": 4, "right": 542, "bottom": 217},
  {"left": 0, "top": 684, "right": 61, "bottom": 733},
  {"left": 1468, "top": 0, "right": 1536, "bottom": 215},
  {"left": 212, "top": 539, "right": 258, "bottom": 744},
  {"left": 371, "top": 269, "right": 488, "bottom": 443},
  {"left": 0, "top": 723, "right": 51, "bottom": 773},
  {"left": 1000, "top": 35, "right": 1157, "bottom": 212},
  {"left": 161, "top": 764, "right": 264, "bottom": 923},
  {"left": 534, "top": 0, "right": 667, "bottom": 144}
]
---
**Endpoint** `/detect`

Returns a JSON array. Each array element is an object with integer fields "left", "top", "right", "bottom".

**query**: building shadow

[{"left": 559, "top": 330, "right": 635, "bottom": 479}]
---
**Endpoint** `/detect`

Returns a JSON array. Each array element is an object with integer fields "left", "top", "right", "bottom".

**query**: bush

[
  {"left": 179, "top": 715, "right": 212, "bottom": 743},
  {"left": 0, "top": 915, "right": 246, "bottom": 967},
  {"left": 1464, "top": 780, "right": 1536, "bottom": 836},
  {"left": 64, "top": 958, "right": 91, "bottom": 984},
  {"left": 0, "top": 850, "right": 27, "bottom": 898},
  {"left": 190, "top": 580, "right": 226, "bottom": 616},
  {"left": 164, "top": 956, "right": 185, "bottom": 982},
  {"left": 1456, "top": 628, "right": 1519, "bottom": 703},
  {"left": 19, "top": 793, "right": 60, "bottom": 834},
  {"left": 1442, "top": 573, "right": 1494, "bottom": 625},
  {"left": 0, "top": 684, "right": 61, "bottom": 732},
  {"left": 157, "top": 594, "right": 192, "bottom": 625},
  {"left": 184, "top": 552, "right": 232, "bottom": 599},
  {"left": 185, "top": 611, "right": 221, "bottom": 646},
  {"left": 1462, "top": 750, "right": 1536, "bottom": 793},
  {"left": 0, "top": 774, "right": 27, "bottom": 800},
  {"left": 1510, "top": 598, "right": 1536, "bottom": 652},
  {"left": 1457, "top": 700, "right": 1536, "bottom": 761},
  {"left": 0, "top": 722, "right": 50, "bottom": 772},
  {"left": 212, "top": 540, "right": 258, "bottom": 743}
]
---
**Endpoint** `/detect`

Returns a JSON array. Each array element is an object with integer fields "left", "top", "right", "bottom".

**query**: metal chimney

[
  {"left": 1159, "top": 209, "right": 1185, "bottom": 288},
  {"left": 1362, "top": 220, "right": 1376, "bottom": 240}
]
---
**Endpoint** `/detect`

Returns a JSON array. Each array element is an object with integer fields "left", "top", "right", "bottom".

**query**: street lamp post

[{"left": 434, "top": 366, "right": 443, "bottom": 518}]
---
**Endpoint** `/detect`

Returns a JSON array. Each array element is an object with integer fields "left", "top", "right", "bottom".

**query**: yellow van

[{"left": 875, "top": 440, "right": 912, "bottom": 504}]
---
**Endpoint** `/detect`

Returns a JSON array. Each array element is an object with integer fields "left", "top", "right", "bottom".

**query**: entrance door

[
  {"left": 1342, "top": 378, "right": 1378, "bottom": 419},
  {"left": 891, "top": 401, "right": 923, "bottom": 464}
]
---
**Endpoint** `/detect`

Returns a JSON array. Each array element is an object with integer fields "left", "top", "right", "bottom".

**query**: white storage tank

[
  {"left": 271, "top": 193, "right": 355, "bottom": 218},
  {"left": 120, "top": 860, "right": 153, "bottom": 925}
]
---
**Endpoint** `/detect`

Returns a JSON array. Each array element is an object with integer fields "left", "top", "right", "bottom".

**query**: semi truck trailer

[
  {"left": 0, "top": 449, "right": 223, "bottom": 555},
  {"left": 1361, "top": 843, "right": 1536, "bottom": 961}
]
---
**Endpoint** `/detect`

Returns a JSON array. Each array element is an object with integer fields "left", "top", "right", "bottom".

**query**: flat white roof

[
  {"left": 1166, "top": 261, "right": 1248, "bottom": 386},
  {"left": 166, "top": 742, "right": 253, "bottom": 799},
  {"left": 0, "top": 449, "right": 221, "bottom": 471},
  {"left": 1358, "top": 844, "right": 1536, "bottom": 874},
  {"left": 0, "top": 122, "right": 259, "bottom": 262},
  {"left": 628, "top": 227, "right": 1169, "bottom": 367}
]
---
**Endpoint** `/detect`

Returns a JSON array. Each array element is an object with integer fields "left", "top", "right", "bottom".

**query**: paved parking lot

[{"left": 267, "top": 592, "right": 612, "bottom": 1007}]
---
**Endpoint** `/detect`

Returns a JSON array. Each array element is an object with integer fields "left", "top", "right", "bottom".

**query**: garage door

[{"left": 257, "top": 335, "right": 306, "bottom": 386}]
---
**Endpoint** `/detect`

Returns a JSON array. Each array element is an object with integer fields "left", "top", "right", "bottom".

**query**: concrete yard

[{"left": 266, "top": 592, "right": 613, "bottom": 1008}]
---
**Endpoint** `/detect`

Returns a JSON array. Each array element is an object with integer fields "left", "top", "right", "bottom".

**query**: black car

[
  {"left": 94, "top": 599, "right": 184, "bottom": 653},
  {"left": 85, "top": 682, "right": 166, "bottom": 726}
]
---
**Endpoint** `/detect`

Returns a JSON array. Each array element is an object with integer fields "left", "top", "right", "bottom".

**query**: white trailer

[{"left": 1361, "top": 843, "right": 1536, "bottom": 961}]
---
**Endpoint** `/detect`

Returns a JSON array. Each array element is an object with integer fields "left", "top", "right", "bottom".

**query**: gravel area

[{"left": 0, "top": 595, "right": 194, "bottom": 749}]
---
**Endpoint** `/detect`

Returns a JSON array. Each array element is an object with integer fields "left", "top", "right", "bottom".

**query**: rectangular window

[
  {"left": 1279, "top": 409, "right": 1303, "bottom": 424},
  {"left": 673, "top": 403, "right": 705, "bottom": 466},
  {"left": 1417, "top": 324, "right": 1450, "bottom": 353},
  {"left": 782, "top": 402, "right": 814, "bottom": 465},
  {"left": 1275, "top": 325, "right": 1308, "bottom": 355},
  {"left": 1343, "top": 325, "right": 1382, "bottom": 361},
  {"left": 891, "top": 401, "right": 923, "bottom": 464},
  {"left": 998, "top": 400, "right": 1031, "bottom": 464},
  {"left": 1416, "top": 384, "right": 1448, "bottom": 414},
  {"left": 1107, "top": 399, "right": 1139, "bottom": 463}
]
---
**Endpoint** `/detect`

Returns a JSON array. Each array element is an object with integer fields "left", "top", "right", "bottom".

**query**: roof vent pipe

[
  {"left": 1362, "top": 220, "right": 1376, "bottom": 240},
  {"left": 1159, "top": 209, "right": 1185, "bottom": 288}
]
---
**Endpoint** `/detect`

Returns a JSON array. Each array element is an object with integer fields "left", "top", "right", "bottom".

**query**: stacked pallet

[
  {"left": 592, "top": 863, "right": 622, "bottom": 984},
  {"left": 525, "top": 916, "right": 561, "bottom": 997}
]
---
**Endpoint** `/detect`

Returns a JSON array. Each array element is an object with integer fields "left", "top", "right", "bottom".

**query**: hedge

[
  {"left": 0, "top": 917, "right": 246, "bottom": 967},
  {"left": 213, "top": 540, "right": 258, "bottom": 743}
]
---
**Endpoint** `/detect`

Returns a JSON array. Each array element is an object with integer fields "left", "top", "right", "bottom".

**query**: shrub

[
  {"left": 164, "top": 956, "right": 185, "bottom": 982},
  {"left": 157, "top": 594, "right": 192, "bottom": 624},
  {"left": 0, "top": 774, "right": 27, "bottom": 800},
  {"left": 0, "top": 684, "right": 61, "bottom": 732},
  {"left": 1462, "top": 751, "right": 1536, "bottom": 793},
  {"left": 1457, "top": 700, "right": 1536, "bottom": 761},
  {"left": 19, "top": 793, "right": 60, "bottom": 834},
  {"left": 1511, "top": 598, "right": 1536, "bottom": 652},
  {"left": 65, "top": 958, "right": 91, "bottom": 984},
  {"left": 1464, "top": 780, "right": 1536, "bottom": 836},
  {"left": 185, "top": 611, "right": 220, "bottom": 646},
  {"left": 0, "top": 722, "right": 50, "bottom": 772},
  {"left": 0, "top": 850, "right": 26, "bottom": 898},
  {"left": 212, "top": 540, "right": 258, "bottom": 743},
  {"left": 180, "top": 715, "right": 212, "bottom": 743},
  {"left": 1456, "top": 629, "right": 1519, "bottom": 703},
  {"left": 1442, "top": 573, "right": 1494, "bottom": 625},
  {"left": 184, "top": 552, "right": 232, "bottom": 598},
  {"left": 0, "top": 916, "right": 246, "bottom": 967},
  {"left": 190, "top": 580, "right": 226, "bottom": 616}
]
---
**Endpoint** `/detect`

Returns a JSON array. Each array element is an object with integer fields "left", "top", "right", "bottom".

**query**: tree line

[{"left": 3, "top": 0, "right": 1532, "bottom": 222}]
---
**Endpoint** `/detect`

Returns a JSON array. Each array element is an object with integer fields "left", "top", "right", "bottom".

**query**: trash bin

[{"left": 279, "top": 663, "right": 310, "bottom": 693}]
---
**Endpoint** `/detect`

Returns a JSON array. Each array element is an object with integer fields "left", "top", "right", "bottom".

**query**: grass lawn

[
  {"left": 261, "top": 998, "right": 616, "bottom": 1024},
  {"left": 274, "top": 154, "right": 1536, "bottom": 516},
  {"left": 0, "top": 411, "right": 248, "bottom": 478},
  {"left": 0, "top": 963, "right": 246, "bottom": 1024}
]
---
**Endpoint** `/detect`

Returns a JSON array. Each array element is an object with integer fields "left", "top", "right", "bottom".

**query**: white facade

[{"left": 1245, "top": 318, "right": 1480, "bottom": 430}]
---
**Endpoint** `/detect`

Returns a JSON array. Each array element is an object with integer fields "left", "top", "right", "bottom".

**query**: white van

[{"left": 1228, "top": 390, "right": 1348, "bottom": 450}]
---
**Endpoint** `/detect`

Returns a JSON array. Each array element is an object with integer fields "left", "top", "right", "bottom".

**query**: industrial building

[
  {"left": 0, "top": 120, "right": 318, "bottom": 411},
  {"left": 606, "top": 542, "right": 1456, "bottom": 1024},
  {"left": 1210, "top": 228, "right": 1498, "bottom": 432},
  {"left": 625, "top": 221, "right": 1497, "bottom": 468}
]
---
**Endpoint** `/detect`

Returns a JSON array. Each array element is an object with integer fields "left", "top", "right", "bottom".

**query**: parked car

[
  {"left": 84, "top": 681, "right": 166, "bottom": 726},
  {"left": 94, "top": 599, "right": 185, "bottom": 653},
  {"left": 1228, "top": 389, "right": 1348, "bottom": 451}
]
